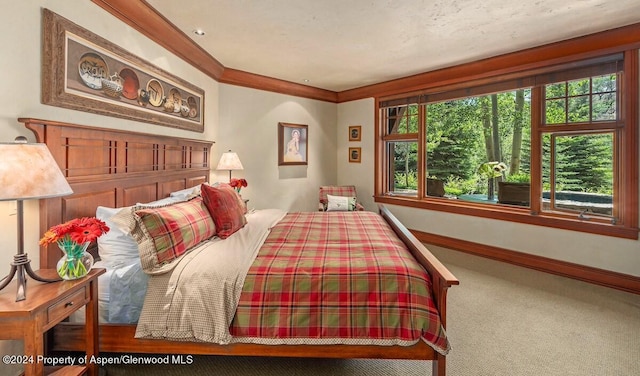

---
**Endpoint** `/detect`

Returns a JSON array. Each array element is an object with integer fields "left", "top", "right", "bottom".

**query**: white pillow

[
  {"left": 169, "top": 185, "right": 201, "bottom": 200},
  {"left": 326, "top": 194, "right": 357, "bottom": 212},
  {"left": 137, "top": 195, "right": 185, "bottom": 207},
  {"left": 98, "top": 195, "right": 193, "bottom": 264},
  {"left": 96, "top": 206, "right": 139, "bottom": 264}
]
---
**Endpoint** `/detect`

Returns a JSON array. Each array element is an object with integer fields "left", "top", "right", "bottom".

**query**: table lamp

[
  {"left": 0, "top": 136, "right": 73, "bottom": 301},
  {"left": 216, "top": 150, "right": 244, "bottom": 181}
]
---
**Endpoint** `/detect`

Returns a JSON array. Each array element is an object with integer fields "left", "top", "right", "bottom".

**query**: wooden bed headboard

[{"left": 19, "top": 118, "right": 214, "bottom": 269}]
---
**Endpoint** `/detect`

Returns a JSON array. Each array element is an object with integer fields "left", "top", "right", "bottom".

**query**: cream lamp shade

[
  {"left": 0, "top": 140, "right": 73, "bottom": 200},
  {"left": 0, "top": 137, "right": 73, "bottom": 301},
  {"left": 216, "top": 150, "right": 244, "bottom": 180}
]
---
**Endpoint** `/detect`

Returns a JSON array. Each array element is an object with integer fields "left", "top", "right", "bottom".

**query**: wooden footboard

[
  {"left": 379, "top": 205, "right": 459, "bottom": 375},
  {"left": 52, "top": 323, "right": 437, "bottom": 360},
  {"left": 50, "top": 206, "right": 458, "bottom": 375}
]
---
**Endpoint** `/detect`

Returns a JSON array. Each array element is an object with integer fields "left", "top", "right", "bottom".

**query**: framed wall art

[
  {"left": 349, "top": 125, "right": 361, "bottom": 141},
  {"left": 349, "top": 147, "right": 362, "bottom": 163},
  {"left": 41, "top": 9, "right": 205, "bottom": 132},
  {"left": 278, "top": 122, "right": 308, "bottom": 165}
]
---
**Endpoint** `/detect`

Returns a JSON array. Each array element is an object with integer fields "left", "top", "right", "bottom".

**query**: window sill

[{"left": 375, "top": 195, "right": 638, "bottom": 240}]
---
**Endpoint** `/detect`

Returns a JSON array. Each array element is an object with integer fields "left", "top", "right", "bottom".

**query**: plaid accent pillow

[
  {"left": 201, "top": 183, "right": 248, "bottom": 239},
  {"left": 130, "top": 197, "right": 216, "bottom": 274}
]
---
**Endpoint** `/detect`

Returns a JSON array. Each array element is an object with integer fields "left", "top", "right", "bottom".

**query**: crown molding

[
  {"left": 91, "top": 0, "right": 225, "bottom": 80},
  {"left": 92, "top": 1, "right": 640, "bottom": 104},
  {"left": 220, "top": 68, "right": 338, "bottom": 102},
  {"left": 338, "top": 21, "right": 640, "bottom": 102},
  {"left": 91, "top": 0, "right": 338, "bottom": 102}
]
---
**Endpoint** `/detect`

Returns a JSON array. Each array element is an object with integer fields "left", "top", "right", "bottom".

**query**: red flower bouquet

[
  {"left": 229, "top": 178, "right": 248, "bottom": 193},
  {"left": 40, "top": 217, "right": 109, "bottom": 280}
]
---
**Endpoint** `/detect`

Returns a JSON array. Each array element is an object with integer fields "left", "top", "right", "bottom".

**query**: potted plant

[
  {"left": 426, "top": 176, "right": 445, "bottom": 197},
  {"left": 498, "top": 172, "right": 530, "bottom": 205},
  {"left": 477, "top": 162, "right": 507, "bottom": 201}
]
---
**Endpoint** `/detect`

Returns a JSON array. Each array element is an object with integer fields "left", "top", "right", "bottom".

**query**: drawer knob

[{"left": 64, "top": 302, "right": 74, "bottom": 308}]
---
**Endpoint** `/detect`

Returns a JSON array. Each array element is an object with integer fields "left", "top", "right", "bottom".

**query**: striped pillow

[
  {"left": 132, "top": 197, "right": 216, "bottom": 274},
  {"left": 201, "top": 183, "right": 247, "bottom": 239}
]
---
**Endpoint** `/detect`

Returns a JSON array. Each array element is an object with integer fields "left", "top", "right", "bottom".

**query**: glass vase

[
  {"left": 487, "top": 178, "right": 496, "bottom": 201},
  {"left": 56, "top": 241, "right": 94, "bottom": 280}
]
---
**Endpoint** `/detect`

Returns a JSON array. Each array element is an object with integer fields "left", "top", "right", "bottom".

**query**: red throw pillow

[{"left": 201, "top": 183, "right": 247, "bottom": 239}]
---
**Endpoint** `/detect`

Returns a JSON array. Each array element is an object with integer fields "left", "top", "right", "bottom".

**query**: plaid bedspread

[{"left": 229, "top": 211, "right": 450, "bottom": 355}]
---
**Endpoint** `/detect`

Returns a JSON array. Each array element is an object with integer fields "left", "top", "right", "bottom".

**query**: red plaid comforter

[{"left": 229, "top": 211, "right": 450, "bottom": 354}]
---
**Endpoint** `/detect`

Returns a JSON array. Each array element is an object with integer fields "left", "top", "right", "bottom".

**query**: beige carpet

[{"left": 103, "top": 246, "right": 640, "bottom": 375}]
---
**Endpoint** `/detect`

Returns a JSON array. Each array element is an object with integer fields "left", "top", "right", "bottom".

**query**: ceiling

[{"left": 147, "top": 0, "right": 640, "bottom": 92}]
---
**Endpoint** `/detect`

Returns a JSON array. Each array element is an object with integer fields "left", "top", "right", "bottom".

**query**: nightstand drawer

[{"left": 47, "top": 287, "right": 87, "bottom": 325}]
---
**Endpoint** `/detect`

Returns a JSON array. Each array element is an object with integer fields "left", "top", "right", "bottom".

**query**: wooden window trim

[
  {"left": 374, "top": 194, "right": 638, "bottom": 239},
  {"left": 375, "top": 49, "right": 639, "bottom": 240}
]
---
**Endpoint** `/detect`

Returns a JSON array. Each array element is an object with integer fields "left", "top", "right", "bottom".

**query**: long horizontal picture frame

[{"left": 42, "top": 9, "right": 204, "bottom": 132}]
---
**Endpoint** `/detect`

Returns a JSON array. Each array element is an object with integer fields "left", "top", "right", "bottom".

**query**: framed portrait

[
  {"left": 349, "top": 147, "right": 362, "bottom": 163},
  {"left": 41, "top": 9, "right": 204, "bottom": 132},
  {"left": 349, "top": 125, "right": 362, "bottom": 141},
  {"left": 278, "top": 123, "right": 308, "bottom": 165}
]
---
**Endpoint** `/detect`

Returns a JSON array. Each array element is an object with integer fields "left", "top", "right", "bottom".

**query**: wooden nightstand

[{"left": 0, "top": 268, "right": 104, "bottom": 376}]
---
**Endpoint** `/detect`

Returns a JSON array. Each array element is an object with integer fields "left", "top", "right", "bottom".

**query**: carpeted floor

[{"left": 103, "top": 246, "right": 640, "bottom": 376}]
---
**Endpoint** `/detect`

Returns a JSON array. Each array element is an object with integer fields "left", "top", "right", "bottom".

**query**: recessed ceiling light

[
  {"left": 303, "top": 79, "right": 310, "bottom": 83},
  {"left": 193, "top": 29, "right": 205, "bottom": 36}
]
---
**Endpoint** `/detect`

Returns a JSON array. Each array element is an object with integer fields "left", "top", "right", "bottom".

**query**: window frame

[
  {"left": 375, "top": 50, "right": 638, "bottom": 239},
  {"left": 380, "top": 103, "right": 422, "bottom": 196}
]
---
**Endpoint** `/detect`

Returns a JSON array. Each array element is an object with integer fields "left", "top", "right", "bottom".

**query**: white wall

[
  {"left": 0, "top": 1, "right": 219, "bottom": 270},
  {"left": 337, "top": 98, "right": 376, "bottom": 211},
  {"left": 337, "top": 99, "right": 640, "bottom": 278},
  {"left": 217, "top": 84, "right": 338, "bottom": 212},
  {"left": 0, "top": 3, "right": 218, "bottom": 372}
]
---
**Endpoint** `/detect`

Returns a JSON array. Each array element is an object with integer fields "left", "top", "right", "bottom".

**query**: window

[
  {"left": 541, "top": 74, "right": 617, "bottom": 219},
  {"left": 544, "top": 74, "right": 617, "bottom": 124},
  {"left": 542, "top": 133, "right": 614, "bottom": 217},
  {"left": 380, "top": 104, "right": 420, "bottom": 195},
  {"left": 425, "top": 91, "right": 532, "bottom": 205},
  {"left": 390, "top": 140, "right": 419, "bottom": 194},
  {"left": 376, "top": 52, "right": 637, "bottom": 238}
]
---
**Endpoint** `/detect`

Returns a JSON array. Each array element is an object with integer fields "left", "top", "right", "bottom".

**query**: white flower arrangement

[{"left": 477, "top": 161, "right": 507, "bottom": 179}]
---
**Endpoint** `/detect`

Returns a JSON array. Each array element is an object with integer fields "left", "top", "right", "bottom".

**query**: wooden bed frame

[{"left": 22, "top": 117, "right": 459, "bottom": 376}]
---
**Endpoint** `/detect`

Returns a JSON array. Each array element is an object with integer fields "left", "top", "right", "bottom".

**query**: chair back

[{"left": 319, "top": 185, "right": 358, "bottom": 211}]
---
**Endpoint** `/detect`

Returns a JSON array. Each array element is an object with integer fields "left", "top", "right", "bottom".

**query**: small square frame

[
  {"left": 349, "top": 147, "right": 362, "bottom": 163},
  {"left": 348, "top": 125, "right": 362, "bottom": 141}
]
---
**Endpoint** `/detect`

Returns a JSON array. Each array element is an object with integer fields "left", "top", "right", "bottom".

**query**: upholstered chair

[{"left": 318, "top": 185, "right": 365, "bottom": 211}]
